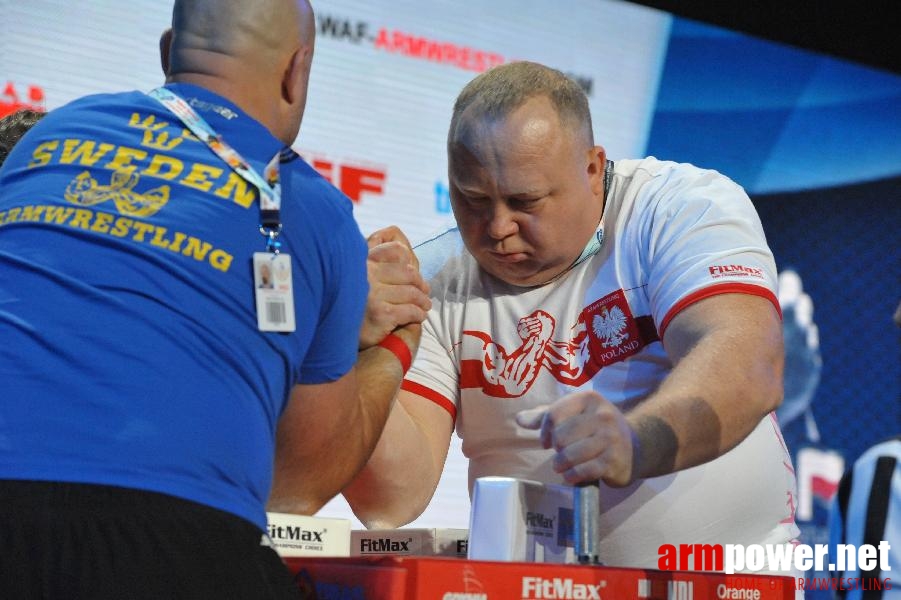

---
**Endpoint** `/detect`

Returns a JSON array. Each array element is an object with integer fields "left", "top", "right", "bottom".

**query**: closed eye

[
  {"left": 509, "top": 196, "right": 542, "bottom": 210},
  {"left": 462, "top": 195, "right": 490, "bottom": 207}
]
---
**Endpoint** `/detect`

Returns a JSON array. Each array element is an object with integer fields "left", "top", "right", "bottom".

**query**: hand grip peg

[{"left": 574, "top": 481, "right": 601, "bottom": 565}]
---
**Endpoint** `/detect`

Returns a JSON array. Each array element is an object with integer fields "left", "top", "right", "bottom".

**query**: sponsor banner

[
  {"left": 265, "top": 512, "right": 351, "bottom": 558},
  {"left": 284, "top": 556, "right": 796, "bottom": 600},
  {"left": 352, "top": 528, "right": 469, "bottom": 558},
  {"left": 0, "top": 0, "right": 671, "bottom": 242}
]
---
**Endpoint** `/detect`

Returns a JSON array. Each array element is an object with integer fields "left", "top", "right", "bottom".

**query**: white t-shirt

[{"left": 404, "top": 157, "right": 799, "bottom": 568}]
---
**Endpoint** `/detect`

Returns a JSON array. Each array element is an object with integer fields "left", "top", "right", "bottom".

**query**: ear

[
  {"left": 159, "top": 28, "right": 174, "bottom": 77},
  {"left": 586, "top": 145, "right": 607, "bottom": 197},
  {"left": 281, "top": 44, "right": 313, "bottom": 105}
]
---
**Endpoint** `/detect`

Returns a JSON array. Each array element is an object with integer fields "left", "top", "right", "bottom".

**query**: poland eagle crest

[{"left": 592, "top": 306, "right": 630, "bottom": 348}]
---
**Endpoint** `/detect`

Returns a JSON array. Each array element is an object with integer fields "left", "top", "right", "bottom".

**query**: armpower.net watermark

[{"left": 658, "top": 542, "right": 893, "bottom": 592}]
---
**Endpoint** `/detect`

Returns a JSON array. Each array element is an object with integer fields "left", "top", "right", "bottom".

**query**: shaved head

[
  {"left": 162, "top": 0, "right": 316, "bottom": 144},
  {"left": 168, "top": 0, "right": 314, "bottom": 75}
]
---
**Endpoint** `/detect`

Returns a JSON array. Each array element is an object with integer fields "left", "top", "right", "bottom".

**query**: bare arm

[
  {"left": 518, "top": 292, "right": 784, "bottom": 485},
  {"left": 340, "top": 225, "right": 454, "bottom": 528},
  {"left": 268, "top": 225, "right": 429, "bottom": 515},
  {"left": 341, "top": 387, "right": 455, "bottom": 529},
  {"left": 268, "top": 324, "right": 421, "bottom": 515},
  {"left": 627, "top": 292, "right": 784, "bottom": 479}
]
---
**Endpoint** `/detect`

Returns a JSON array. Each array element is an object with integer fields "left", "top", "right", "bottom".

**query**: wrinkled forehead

[
  {"left": 448, "top": 129, "right": 569, "bottom": 199},
  {"left": 449, "top": 101, "right": 566, "bottom": 171}
]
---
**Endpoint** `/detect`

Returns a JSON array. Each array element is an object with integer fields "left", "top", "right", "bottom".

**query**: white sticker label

[{"left": 253, "top": 252, "right": 295, "bottom": 332}]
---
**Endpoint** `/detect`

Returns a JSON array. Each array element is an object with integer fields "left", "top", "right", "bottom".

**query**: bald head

[
  {"left": 162, "top": 0, "right": 316, "bottom": 144},
  {"left": 167, "top": 0, "right": 313, "bottom": 73},
  {"left": 448, "top": 61, "right": 594, "bottom": 152}
]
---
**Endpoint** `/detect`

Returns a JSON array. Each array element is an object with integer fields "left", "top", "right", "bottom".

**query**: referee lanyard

[
  {"left": 147, "top": 87, "right": 284, "bottom": 254},
  {"left": 147, "top": 87, "right": 296, "bottom": 332}
]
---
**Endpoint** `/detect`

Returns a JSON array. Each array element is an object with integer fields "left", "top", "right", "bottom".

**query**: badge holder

[
  {"left": 253, "top": 197, "right": 295, "bottom": 333},
  {"left": 147, "top": 87, "right": 297, "bottom": 333}
]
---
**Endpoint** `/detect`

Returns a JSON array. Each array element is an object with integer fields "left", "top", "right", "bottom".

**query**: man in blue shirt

[{"left": 0, "top": 1, "right": 427, "bottom": 597}]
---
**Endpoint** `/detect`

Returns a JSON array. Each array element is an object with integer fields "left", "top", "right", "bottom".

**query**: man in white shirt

[{"left": 343, "top": 61, "right": 797, "bottom": 569}]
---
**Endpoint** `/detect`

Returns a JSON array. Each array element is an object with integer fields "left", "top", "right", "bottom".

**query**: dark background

[
  {"left": 628, "top": 0, "right": 901, "bottom": 75},
  {"left": 753, "top": 177, "right": 901, "bottom": 462}
]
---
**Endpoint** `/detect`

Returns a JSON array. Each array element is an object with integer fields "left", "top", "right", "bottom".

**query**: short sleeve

[
  {"left": 402, "top": 230, "right": 467, "bottom": 422},
  {"left": 298, "top": 216, "right": 368, "bottom": 383},
  {"left": 403, "top": 301, "right": 460, "bottom": 423},
  {"left": 639, "top": 167, "right": 780, "bottom": 337}
]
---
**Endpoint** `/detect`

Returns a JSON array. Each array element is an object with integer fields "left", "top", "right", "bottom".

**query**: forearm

[
  {"left": 627, "top": 299, "right": 784, "bottom": 480},
  {"left": 355, "top": 324, "right": 420, "bottom": 459},
  {"left": 342, "top": 394, "right": 446, "bottom": 529},
  {"left": 268, "top": 324, "right": 420, "bottom": 515},
  {"left": 268, "top": 393, "right": 366, "bottom": 515}
]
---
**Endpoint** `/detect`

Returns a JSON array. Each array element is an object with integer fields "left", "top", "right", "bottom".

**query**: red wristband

[{"left": 377, "top": 332, "right": 412, "bottom": 375}]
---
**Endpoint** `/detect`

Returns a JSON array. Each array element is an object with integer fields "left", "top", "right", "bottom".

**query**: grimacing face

[{"left": 448, "top": 96, "right": 606, "bottom": 287}]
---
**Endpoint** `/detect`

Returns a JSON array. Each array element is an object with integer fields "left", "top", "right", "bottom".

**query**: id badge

[{"left": 253, "top": 252, "right": 296, "bottom": 332}]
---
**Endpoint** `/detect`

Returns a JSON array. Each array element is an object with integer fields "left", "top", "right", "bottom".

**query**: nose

[{"left": 487, "top": 201, "right": 518, "bottom": 240}]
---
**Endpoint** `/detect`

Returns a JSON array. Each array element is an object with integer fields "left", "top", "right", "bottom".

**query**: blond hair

[{"left": 448, "top": 61, "right": 594, "bottom": 147}]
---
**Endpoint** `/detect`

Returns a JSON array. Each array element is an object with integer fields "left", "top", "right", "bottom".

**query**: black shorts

[{"left": 0, "top": 480, "right": 301, "bottom": 599}]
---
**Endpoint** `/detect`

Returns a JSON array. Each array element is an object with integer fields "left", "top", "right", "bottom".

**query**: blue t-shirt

[{"left": 0, "top": 83, "right": 368, "bottom": 531}]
